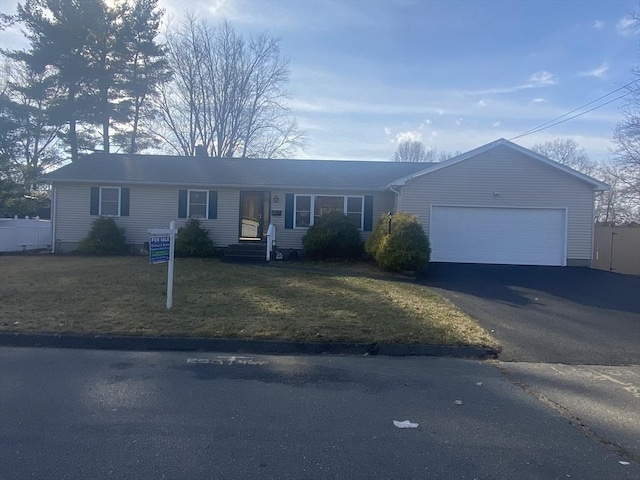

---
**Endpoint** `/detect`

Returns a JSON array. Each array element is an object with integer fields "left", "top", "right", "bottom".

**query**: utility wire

[{"left": 509, "top": 78, "right": 640, "bottom": 141}]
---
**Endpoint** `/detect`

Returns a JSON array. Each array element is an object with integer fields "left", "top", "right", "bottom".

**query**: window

[
  {"left": 188, "top": 190, "right": 208, "bottom": 218},
  {"left": 346, "top": 197, "right": 364, "bottom": 230},
  {"left": 294, "top": 194, "right": 364, "bottom": 229},
  {"left": 100, "top": 187, "right": 120, "bottom": 216},
  {"left": 295, "top": 195, "right": 311, "bottom": 227}
]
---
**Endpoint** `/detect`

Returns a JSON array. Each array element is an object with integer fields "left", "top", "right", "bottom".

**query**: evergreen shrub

[
  {"left": 302, "top": 210, "right": 363, "bottom": 260},
  {"left": 175, "top": 218, "right": 216, "bottom": 257},
  {"left": 366, "top": 212, "right": 430, "bottom": 272},
  {"left": 77, "top": 216, "right": 128, "bottom": 255}
]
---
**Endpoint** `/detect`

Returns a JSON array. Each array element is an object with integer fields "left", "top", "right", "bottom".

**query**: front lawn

[{"left": 0, "top": 256, "right": 498, "bottom": 348}]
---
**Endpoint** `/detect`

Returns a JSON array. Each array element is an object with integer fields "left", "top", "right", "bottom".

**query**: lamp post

[{"left": 387, "top": 212, "right": 393, "bottom": 234}]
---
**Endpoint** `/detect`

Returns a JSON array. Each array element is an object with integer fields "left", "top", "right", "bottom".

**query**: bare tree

[
  {"left": 593, "top": 160, "right": 639, "bottom": 224},
  {"left": 393, "top": 140, "right": 458, "bottom": 162},
  {"left": 611, "top": 84, "right": 640, "bottom": 208},
  {"left": 531, "top": 138, "right": 597, "bottom": 176},
  {"left": 533, "top": 137, "right": 639, "bottom": 223},
  {"left": 153, "top": 17, "right": 304, "bottom": 158},
  {"left": 393, "top": 140, "right": 433, "bottom": 162}
]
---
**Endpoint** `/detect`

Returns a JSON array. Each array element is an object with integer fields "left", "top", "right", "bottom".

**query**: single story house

[{"left": 41, "top": 138, "right": 608, "bottom": 267}]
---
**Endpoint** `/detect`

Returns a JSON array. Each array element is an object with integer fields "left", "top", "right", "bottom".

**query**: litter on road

[{"left": 393, "top": 420, "right": 419, "bottom": 429}]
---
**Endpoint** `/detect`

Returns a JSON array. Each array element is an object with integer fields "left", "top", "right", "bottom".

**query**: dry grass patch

[{"left": 0, "top": 256, "right": 498, "bottom": 348}]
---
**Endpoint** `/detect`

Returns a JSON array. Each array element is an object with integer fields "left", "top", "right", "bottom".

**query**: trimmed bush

[
  {"left": 77, "top": 216, "right": 128, "bottom": 255},
  {"left": 364, "top": 213, "right": 390, "bottom": 258},
  {"left": 175, "top": 218, "right": 216, "bottom": 257},
  {"left": 302, "top": 210, "right": 363, "bottom": 260},
  {"left": 368, "top": 212, "right": 430, "bottom": 273}
]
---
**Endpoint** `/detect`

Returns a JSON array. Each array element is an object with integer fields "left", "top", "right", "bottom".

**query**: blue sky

[{"left": 1, "top": 0, "right": 639, "bottom": 162}]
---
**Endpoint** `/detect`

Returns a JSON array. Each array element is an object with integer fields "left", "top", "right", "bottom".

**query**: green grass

[{"left": 0, "top": 256, "right": 498, "bottom": 348}]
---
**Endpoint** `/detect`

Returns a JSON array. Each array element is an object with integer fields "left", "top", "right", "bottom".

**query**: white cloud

[
  {"left": 455, "top": 118, "right": 464, "bottom": 126},
  {"left": 528, "top": 71, "right": 558, "bottom": 86},
  {"left": 395, "top": 130, "right": 423, "bottom": 143},
  {"left": 477, "top": 100, "right": 488, "bottom": 107},
  {"left": 425, "top": 119, "right": 432, "bottom": 125},
  {"left": 578, "top": 62, "right": 609, "bottom": 79},
  {"left": 616, "top": 15, "right": 640, "bottom": 36},
  {"left": 531, "top": 97, "right": 548, "bottom": 104},
  {"left": 592, "top": 20, "right": 605, "bottom": 29},
  {"left": 492, "top": 121, "right": 501, "bottom": 127},
  {"left": 463, "top": 70, "right": 557, "bottom": 96},
  {"left": 384, "top": 127, "right": 391, "bottom": 136}
]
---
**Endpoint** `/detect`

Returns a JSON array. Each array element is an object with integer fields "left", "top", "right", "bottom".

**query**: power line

[{"left": 509, "top": 78, "right": 640, "bottom": 141}]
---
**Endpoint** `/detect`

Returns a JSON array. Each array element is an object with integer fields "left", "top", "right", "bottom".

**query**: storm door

[{"left": 239, "top": 191, "right": 270, "bottom": 241}]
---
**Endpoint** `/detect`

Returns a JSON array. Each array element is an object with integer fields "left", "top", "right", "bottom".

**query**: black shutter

[
  {"left": 208, "top": 191, "right": 218, "bottom": 219},
  {"left": 120, "top": 188, "right": 130, "bottom": 216},
  {"left": 90, "top": 187, "right": 99, "bottom": 215},
  {"left": 363, "top": 195, "right": 374, "bottom": 231},
  {"left": 178, "top": 190, "right": 188, "bottom": 218},
  {"left": 284, "top": 193, "right": 294, "bottom": 229}
]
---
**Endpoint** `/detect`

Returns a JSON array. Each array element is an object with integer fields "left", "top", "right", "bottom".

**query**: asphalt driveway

[{"left": 421, "top": 264, "right": 640, "bottom": 365}]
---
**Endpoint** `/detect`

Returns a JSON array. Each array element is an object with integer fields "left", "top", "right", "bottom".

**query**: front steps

[{"left": 222, "top": 242, "right": 268, "bottom": 263}]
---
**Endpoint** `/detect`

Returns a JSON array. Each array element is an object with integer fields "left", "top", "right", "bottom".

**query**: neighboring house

[{"left": 41, "top": 138, "right": 608, "bottom": 267}]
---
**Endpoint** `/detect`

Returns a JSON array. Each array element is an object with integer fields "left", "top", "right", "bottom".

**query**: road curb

[{"left": 0, "top": 333, "right": 499, "bottom": 359}]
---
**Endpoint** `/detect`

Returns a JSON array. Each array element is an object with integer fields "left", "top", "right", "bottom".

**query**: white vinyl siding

[
  {"left": 399, "top": 145, "right": 595, "bottom": 263},
  {"left": 53, "top": 184, "right": 239, "bottom": 249}
]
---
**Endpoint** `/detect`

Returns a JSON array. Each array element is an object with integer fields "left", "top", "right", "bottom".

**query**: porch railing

[{"left": 266, "top": 223, "right": 276, "bottom": 261}]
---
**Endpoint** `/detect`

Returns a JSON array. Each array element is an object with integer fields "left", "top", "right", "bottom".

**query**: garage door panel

[{"left": 430, "top": 206, "right": 565, "bottom": 266}]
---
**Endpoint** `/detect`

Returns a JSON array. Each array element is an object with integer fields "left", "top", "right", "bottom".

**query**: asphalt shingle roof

[{"left": 42, "top": 154, "right": 435, "bottom": 190}]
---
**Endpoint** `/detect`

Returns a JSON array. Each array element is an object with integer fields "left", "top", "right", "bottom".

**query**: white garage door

[{"left": 430, "top": 206, "right": 566, "bottom": 266}]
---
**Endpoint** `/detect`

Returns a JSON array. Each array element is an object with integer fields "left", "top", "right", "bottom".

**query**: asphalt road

[
  {"left": 1, "top": 347, "right": 637, "bottom": 480},
  {"left": 500, "top": 362, "right": 640, "bottom": 460},
  {"left": 422, "top": 264, "right": 640, "bottom": 364}
]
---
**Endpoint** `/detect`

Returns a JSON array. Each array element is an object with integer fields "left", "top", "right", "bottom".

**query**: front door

[{"left": 239, "top": 191, "right": 270, "bottom": 241}]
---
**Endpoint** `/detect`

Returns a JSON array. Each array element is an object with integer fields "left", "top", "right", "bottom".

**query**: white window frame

[
  {"left": 294, "top": 194, "right": 312, "bottom": 228},
  {"left": 99, "top": 186, "right": 121, "bottom": 217},
  {"left": 294, "top": 194, "right": 365, "bottom": 230},
  {"left": 187, "top": 189, "right": 209, "bottom": 219}
]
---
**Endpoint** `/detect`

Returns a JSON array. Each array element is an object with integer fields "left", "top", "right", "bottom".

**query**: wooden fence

[{"left": 593, "top": 225, "right": 640, "bottom": 275}]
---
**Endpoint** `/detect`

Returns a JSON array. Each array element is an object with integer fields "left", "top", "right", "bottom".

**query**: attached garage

[
  {"left": 429, "top": 206, "right": 567, "bottom": 266},
  {"left": 391, "top": 139, "right": 609, "bottom": 267}
]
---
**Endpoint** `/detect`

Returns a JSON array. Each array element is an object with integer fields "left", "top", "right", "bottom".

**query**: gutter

[{"left": 43, "top": 179, "right": 390, "bottom": 192}]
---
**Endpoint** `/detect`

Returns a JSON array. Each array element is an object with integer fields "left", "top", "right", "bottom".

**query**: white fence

[{"left": 0, "top": 217, "right": 52, "bottom": 253}]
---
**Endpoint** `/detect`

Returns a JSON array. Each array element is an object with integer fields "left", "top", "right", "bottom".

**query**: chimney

[{"left": 195, "top": 145, "right": 208, "bottom": 157}]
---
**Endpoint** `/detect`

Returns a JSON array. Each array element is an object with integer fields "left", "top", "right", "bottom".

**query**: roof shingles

[{"left": 42, "top": 154, "right": 435, "bottom": 190}]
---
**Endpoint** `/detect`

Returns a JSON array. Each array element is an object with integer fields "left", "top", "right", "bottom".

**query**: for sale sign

[{"left": 149, "top": 235, "right": 170, "bottom": 264}]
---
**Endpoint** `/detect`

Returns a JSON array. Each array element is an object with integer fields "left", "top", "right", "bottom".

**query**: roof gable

[{"left": 388, "top": 138, "right": 609, "bottom": 191}]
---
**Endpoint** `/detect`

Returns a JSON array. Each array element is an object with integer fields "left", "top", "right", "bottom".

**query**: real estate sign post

[{"left": 148, "top": 221, "right": 177, "bottom": 309}]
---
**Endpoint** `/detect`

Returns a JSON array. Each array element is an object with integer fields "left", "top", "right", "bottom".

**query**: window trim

[
  {"left": 293, "top": 194, "right": 365, "bottom": 230},
  {"left": 99, "top": 186, "right": 121, "bottom": 217},
  {"left": 187, "top": 189, "right": 209, "bottom": 219}
]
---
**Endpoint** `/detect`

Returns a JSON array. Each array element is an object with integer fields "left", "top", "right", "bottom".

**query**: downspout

[
  {"left": 51, "top": 185, "right": 57, "bottom": 254},
  {"left": 389, "top": 185, "right": 401, "bottom": 212}
]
